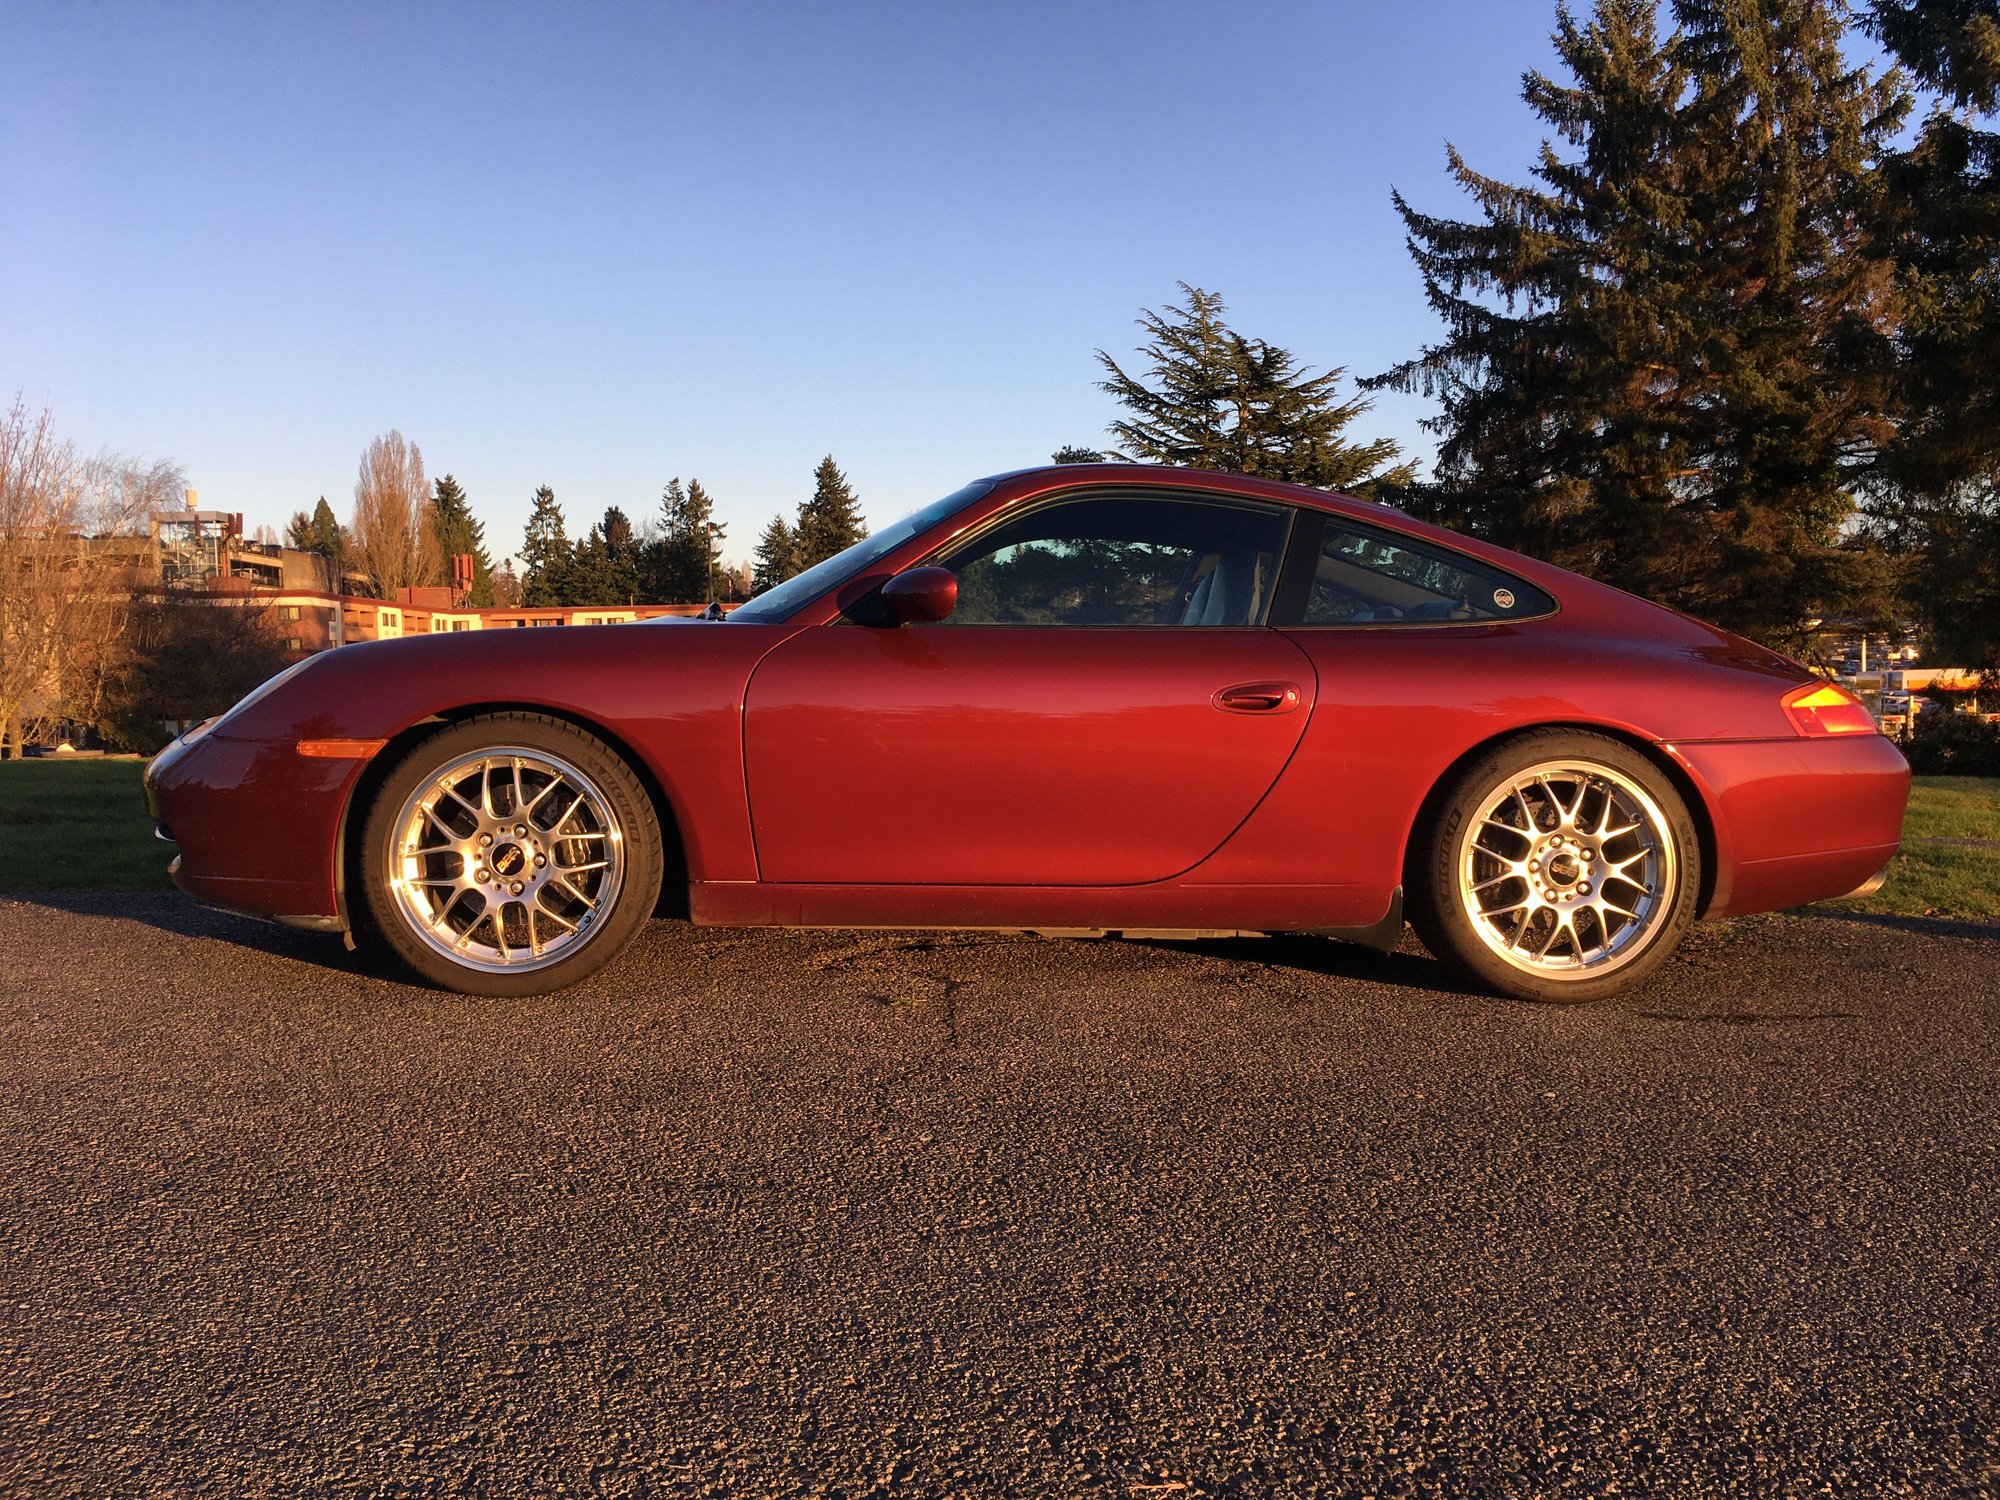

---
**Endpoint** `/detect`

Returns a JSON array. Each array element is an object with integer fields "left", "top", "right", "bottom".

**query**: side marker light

[{"left": 296, "top": 739, "right": 389, "bottom": 759}]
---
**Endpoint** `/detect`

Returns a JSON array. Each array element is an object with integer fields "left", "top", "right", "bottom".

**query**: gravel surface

[{"left": 2, "top": 895, "right": 1996, "bottom": 1497}]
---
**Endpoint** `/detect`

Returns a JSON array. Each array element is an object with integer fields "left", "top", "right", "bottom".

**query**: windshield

[{"left": 723, "top": 479, "right": 996, "bottom": 623}]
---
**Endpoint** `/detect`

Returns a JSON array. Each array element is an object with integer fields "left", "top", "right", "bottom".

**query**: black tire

[
  {"left": 1407, "top": 730, "right": 1701, "bottom": 1004},
  {"left": 359, "top": 713, "right": 663, "bottom": 996}
]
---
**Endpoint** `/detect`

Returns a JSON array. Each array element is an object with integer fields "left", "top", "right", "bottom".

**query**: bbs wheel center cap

[
  {"left": 492, "top": 842, "right": 527, "bottom": 878},
  {"left": 1546, "top": 851, "right": 1579, "bottom": 886}
]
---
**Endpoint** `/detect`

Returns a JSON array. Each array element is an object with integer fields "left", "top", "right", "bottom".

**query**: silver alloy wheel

[
  {"left": 1454, "top": 759, "right": 1677, "bottom": 978},
  {"left": 385, "top": 746, "right": 626, "bottom": 975}
]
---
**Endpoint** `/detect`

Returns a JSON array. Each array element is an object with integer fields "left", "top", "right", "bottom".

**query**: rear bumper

[
  {"left": 1838, "top": 863, "right": 1892, "bottom": 901},
  {"left": 1675, "top": 734, "right": 1910, "bottom": 918}
]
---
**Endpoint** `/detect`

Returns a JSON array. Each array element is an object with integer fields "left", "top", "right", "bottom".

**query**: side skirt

[{"left": 687, "top": 880, "right": 1404, "bottom": 949}]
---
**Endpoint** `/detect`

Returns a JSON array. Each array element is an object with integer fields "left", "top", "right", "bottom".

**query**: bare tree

[
  {"left": 0, "top": 399, "right": 166, "bottom": 755},
  {"left": 350, "top": 430, "right": 442, "bottom": 599},
  {"left": 60, "top": 456, "right": 184, "bottom": 741},
  {"left": 489, "top": 558, "right": 524, "bottom": 608}
]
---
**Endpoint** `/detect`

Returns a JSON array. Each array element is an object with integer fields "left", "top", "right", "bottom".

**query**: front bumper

[{"left": 146, "top": 729, "right": 363, "bottom": 924}]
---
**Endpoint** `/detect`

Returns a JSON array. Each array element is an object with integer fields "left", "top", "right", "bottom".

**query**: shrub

[{"left": 1903, "top": 710, "right": 2000, "bottom": 777}]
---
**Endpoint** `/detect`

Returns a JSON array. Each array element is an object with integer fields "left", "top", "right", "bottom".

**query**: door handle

[{"left": 1212, "top": 680, "right": 1303, "bottom": 714}]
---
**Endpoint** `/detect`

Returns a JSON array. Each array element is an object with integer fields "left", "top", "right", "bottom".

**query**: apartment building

[{"left": 147, "top": 493, "right": 728, "bottom": 656}]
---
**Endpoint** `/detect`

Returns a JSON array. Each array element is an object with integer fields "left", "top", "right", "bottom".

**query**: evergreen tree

[
  {"left": 716, "top": 560, "right": 753, "bottom": 601},
  {"left": 1052, "top": 444, "right": 1106, "bottom": 464},
  {"left": 793, "top": 455, "right": 867, "bottom": 571},
  {"left": 1097, "top": 284, "right": 1415, "bottom": 494},
  {"left": 1372, "top": 0, "right": 1907, "bottom": 646},
  {"left": 520, "top": 485, "right": 572, "bottom": 607},
  {"left": 565, "top": 524, "right": 626, "bottom": 606},
  {"left": 752, "top": 513, "right": 797, "bottom": 592},
  {"left": 430, "top": 474, "right": 496, "bottom": 606},
  {"left": 646, "top": 478, "right": 724, "bottom": 602},
  {"left": 687, "top": 480, "right": 726, "bottom": 603},
  {"left": 1869, "top": 1, "right": 2000, "bottom": 108},
  {"left": 602, "top": 505, "right": 635, "bottom": 554},
  {"left": 599, "top": 505, "right": 642, "bottom": 603},
  {"left": 310, "top": 496, "right": 343, "bottom": 559},
  {"left": 1865, "top": 0, "right": 2000, "bottom": 667},
  {"left": 286, "top": 497, "right": 345, "bottom": 560},
  {"left": 645, "top": 479, "right": 689, "bottom": 601}
]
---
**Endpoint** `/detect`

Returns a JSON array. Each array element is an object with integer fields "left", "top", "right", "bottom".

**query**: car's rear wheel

[
  {"left": 1408, "top": 731, "right": 1700, "bottom": 1003},
  {"left": 360, "top": 714, "right": 662, "bottom": 995}
]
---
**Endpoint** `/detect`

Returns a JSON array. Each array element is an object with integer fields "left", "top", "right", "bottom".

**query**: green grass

[
  {"left": 1833, "top": 774, "right": 2000, "bottom": 922},
  {"left": 1, "top": 758, "right": 1995, "bottom": 920},
  {"left": 0, "top": 758, "right": 169, "bottom": 893}
]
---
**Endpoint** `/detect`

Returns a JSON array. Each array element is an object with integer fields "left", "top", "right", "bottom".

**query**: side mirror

[{"left": 877, "top": 566, "right": 957, "bottom": 625}]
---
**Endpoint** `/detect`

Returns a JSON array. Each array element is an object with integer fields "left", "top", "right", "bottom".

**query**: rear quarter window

[{"left": 1294, "top": 516, "right": 1554, "bottom": 625}]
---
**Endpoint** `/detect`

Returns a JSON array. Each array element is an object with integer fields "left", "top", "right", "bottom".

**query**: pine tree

[
  {"left": 645, "top": 479, "right": 689, "bottom": 602},
  {"left": 598, "top": 505, "right": 642, "bottom": 603},
  {"left": 566, "top": 524, "right": 625, "bottom": 606},
  {"left": 430, "top": 474, "right": 496, "bottom": 606},
  {"left": 1052, "top": 444, "right": 1105, "bottom": 464},
  {"left": 285, "top": 497, "right": 348, "bottom": 590},
  {"left": 520, "top": 485, "right": 572, "bottom": 607},
  {"left": 646, "top": 478, "right": 724, "bottom": 602},
  {"left": 793, "top": 456, "right": 866, "bottom": 571},
  {"left": 308, "top": 497, "right": 343, "bottom": 559},
  {"left": 1372, "top": 0, "right": 1907, "bottom": 646},
  {"left": 603, "top": 505, "right": 635, "bottom": 554},
  {"left": 1097, "top": 284, "right": 1415, "bottom": 494},
  {"left": 1869, "top": 1, "right": 2000, "bottom": 108},
  {"left": 752, "top": 513, "right": 797, "bottom": 592},
  {"left": 687, "top": 480, "right": 726, "bottom": 603},
  {"left": 1865, "top": 0, "right": 2000, "bottom": 667}
]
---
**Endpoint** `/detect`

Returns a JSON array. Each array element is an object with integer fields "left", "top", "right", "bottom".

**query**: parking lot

[{"left": 2, "top": 894, "right": 1995, "bottom": 1497}]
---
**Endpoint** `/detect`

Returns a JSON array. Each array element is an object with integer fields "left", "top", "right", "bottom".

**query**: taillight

[{"left": 1783, "top": 682, "right": 1878, "bottom": 737}]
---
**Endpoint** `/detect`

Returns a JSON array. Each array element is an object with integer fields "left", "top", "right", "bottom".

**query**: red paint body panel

[
  {"left": 145, "top": 732, "right": 364, "bottom": 916},
  {"left": 1179, "top": 623, "right": 1831, "bottom": 921},
  {"left": 149, "top": 621, "right": 791, "bottom": 917},
  {"left": 142, "top": 464, "right": 1911, "bottom": 940},
  {"left": 1674, "top": 735, "right": 1910, "bottom": 916},
  {"left": 743, "top": 626, "right": 1314, "bottom": 884}
]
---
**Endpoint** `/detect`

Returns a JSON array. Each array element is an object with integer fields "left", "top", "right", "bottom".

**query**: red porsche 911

[{"left": 145, "top": 464, "right": 1909, "bottom": 1003}]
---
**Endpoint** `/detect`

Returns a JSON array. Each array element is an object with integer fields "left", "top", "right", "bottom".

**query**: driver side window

[{"left": 933, "top": 492, "right": 1290, "bottom": 627}]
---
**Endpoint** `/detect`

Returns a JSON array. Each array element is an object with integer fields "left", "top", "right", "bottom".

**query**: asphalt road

[{"left": 1, "top": 896, "right": 1995, "bottom": 1498}]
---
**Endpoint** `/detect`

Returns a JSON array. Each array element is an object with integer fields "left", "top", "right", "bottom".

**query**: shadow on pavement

[
  {"left": 1138, "top": 932, "right": 1461, "bottom": 996},
  {"left": 7, "top": 891, "right": 415, "bottom": 985},
  {"left": 1792, "top": 906, "right": 2000, "bottom": 942},
  {"left": 14, "top": 891, "right": 1468, "bottom": 997}
]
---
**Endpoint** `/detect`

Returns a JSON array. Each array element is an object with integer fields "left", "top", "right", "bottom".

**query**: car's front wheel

[
  {"left": 360, "top": 713, "right": 663, "bottom": 995},
  {"left": 1408, "top": 731, "right": 1701, "bottom": 1003}
]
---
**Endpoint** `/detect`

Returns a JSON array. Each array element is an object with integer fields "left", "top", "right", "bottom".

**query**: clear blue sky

[{"left": 7, "top": 0, "right": 1575, "bottom": 565}]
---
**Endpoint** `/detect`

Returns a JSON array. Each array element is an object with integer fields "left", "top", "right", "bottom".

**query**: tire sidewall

[
  {"left": 1413, "top": 732, "right": 1701, "bottom": 1004},
  {"left": 360, "top": 715, "right": 663, "bottom": 996}
]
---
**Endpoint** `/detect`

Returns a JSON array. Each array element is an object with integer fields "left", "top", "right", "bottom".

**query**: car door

[{"left": 742, "top": 489, "right": 1317, "bottom": 886}]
